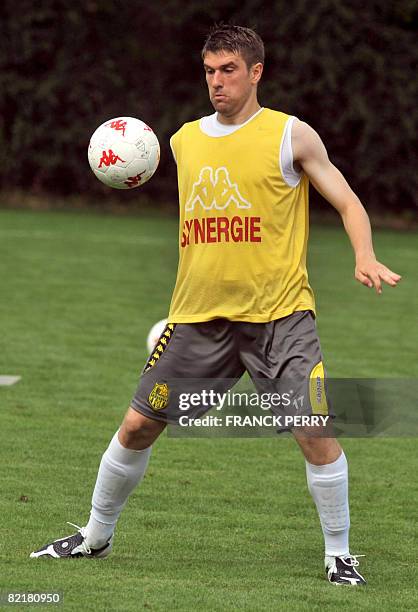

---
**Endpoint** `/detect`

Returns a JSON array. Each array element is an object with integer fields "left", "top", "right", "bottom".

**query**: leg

[
  {"left": 30, "top": 406, "right": 164, "bottom": 559},
  {"left": 84, "top": 408, "right": 165, "bottom": 548},
  {"left": 295, "top": 430, "right": 366, "bottom": 584},
  {"left": 293, "top": 426, "right": 341, "bottom": 465},
  {"left": 238, "top": 312, "right": 365, "bottom": 583},
  {"left": 293, "top": 426, "right": 350, "bottom": 558},
  {"left": 119, "top": 406, "right": 166, "bottom": 449},
  {"left": 31, "top": 321, "right": 243, "bottom": 558},
  {"left": 86, "top": 320, "right": 242, "bottom": 549}
]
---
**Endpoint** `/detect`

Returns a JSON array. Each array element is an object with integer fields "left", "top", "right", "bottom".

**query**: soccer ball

[
  {"left": 147, "top": 318, "right": 168, "bottom": 354},
  {"left": 88, "top": 117, "right": 160, "bottom": 189}
]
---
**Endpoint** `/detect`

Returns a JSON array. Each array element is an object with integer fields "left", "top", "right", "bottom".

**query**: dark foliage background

[{"left": 0, "top": 0, "right": 417, "bottom": 212}]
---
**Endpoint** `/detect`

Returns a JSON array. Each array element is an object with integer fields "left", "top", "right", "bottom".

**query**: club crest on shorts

[{"left": 149, "top": 382, "right": 170, "bottom": 411}]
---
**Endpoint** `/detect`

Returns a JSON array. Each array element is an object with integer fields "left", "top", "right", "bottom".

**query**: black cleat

[
  {"left": 30, "top": 523, "right": 113, "bottom": 559},
  {"left": 325, "top": 554, "right": 366, "bottom": 585}
]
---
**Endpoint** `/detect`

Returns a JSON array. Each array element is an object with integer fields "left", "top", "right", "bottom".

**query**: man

[{"left": 31, "top": 25, "right": 400, "bottom": 585}]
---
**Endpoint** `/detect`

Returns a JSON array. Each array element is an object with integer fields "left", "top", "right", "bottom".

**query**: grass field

[{"left": 0, "top": 208, "right": 417, "bottom": 611}]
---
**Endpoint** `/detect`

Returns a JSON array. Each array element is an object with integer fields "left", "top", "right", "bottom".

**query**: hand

[{"left": 355, "top": 257, "right": 402, "bottom": 294}]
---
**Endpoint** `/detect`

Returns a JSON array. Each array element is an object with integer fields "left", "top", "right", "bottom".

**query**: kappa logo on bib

[
  {"left": 186, "top": 166, "right": 251, "bottom": 211},
  {"left": 149, "top": 382, "right": 170, "bottom": 411},
  {"left": 182, "top": 166, "right": 261, "bottom": 247}
]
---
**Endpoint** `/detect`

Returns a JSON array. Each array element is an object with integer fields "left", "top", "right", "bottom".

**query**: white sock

[
  {"left": 306, "top": 451, "right": 350, "bottom": 557},
  {"left": 84, "top": 431, "right": 151, "bottom": 548}
]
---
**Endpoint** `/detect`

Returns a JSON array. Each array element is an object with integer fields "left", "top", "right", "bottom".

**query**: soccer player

[{"left": 31, "top": 25, "right": 401, "bottom": 585}]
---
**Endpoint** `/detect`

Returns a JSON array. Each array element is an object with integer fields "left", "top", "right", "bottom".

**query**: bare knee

[
  {"left": 119, "top": 407, "right": 166, "bottom": 450},
  {"left": 293, "top": 427, "right": 342, "bottom": 465}
]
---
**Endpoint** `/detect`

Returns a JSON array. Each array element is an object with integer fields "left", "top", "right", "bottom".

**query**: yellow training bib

[{"left": 168, "top": 108, "right": 315, "bottom": 323}]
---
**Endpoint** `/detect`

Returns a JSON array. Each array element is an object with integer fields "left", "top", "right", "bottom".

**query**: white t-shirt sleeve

[
  {"left": 280, "top": 116, "right": 302, "bottom": 188},
  {"left": 169, "top": 135, "right": 177, "bottom": 164}
]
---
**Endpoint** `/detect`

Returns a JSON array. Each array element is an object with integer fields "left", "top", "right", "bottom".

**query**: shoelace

[
  {"left": 341, "top": 554, "right": 365, "bottom": 568},
  {"left": 327, "top": 554, "right": 365, "bottom": 578},
  {"left": 66, "top": 522, "right": 91, "bottom": 555}
]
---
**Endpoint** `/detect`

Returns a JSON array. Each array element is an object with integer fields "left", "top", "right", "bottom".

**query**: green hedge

[{"left": 0, "top": 0, "right": 417, "bottom": 211}]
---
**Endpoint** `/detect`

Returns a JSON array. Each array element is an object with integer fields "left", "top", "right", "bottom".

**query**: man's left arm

[{"left": 292, "top": 120, "right": 401, "bottom": 293}]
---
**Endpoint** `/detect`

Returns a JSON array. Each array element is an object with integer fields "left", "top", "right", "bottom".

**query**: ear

[{"left": 250, "top": 62, "right": 263, "bottom": 84}]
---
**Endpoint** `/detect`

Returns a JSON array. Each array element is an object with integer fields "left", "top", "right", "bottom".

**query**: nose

[{"left": 212, "top": 70, "right": 223, "bottom": 89}]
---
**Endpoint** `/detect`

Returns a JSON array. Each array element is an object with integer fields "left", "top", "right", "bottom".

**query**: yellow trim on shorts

[{"left": 309, "top": 361, "right": 329, "bottom": 416}]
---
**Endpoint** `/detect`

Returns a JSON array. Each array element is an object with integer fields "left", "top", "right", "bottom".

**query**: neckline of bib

[{"left": 199, "top": 107, "right": 265, "bottom": 138}]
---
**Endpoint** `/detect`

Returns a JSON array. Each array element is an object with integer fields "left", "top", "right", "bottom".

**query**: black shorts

[{"left": 131, "top": 310, "right": 330, "bottom": 426}]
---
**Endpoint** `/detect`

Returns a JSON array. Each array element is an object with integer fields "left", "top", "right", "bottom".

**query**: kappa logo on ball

[
  {"left": 105, "top": 119, "right": 127, "bottom": 137},
  {"left": 149, "top": 382, "right": 170, "bottom": 411},
  {"left": 186, "top": 166, "right": 251, "bottom": 211},
  {"left": 98, "top": 150, "right": 125, "bottom": 168},
  {"left": 124, "top": 170, "right": 146, "bottom": 188}
]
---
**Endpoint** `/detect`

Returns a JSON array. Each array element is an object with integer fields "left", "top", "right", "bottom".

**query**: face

[{"left": 203, "top": 51, "right": 262, "bottom": 117}]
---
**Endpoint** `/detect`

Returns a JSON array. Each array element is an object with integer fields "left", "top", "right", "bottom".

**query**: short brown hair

[{"left": 202, "top": 24, "right": 265, "bottom": 69}]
